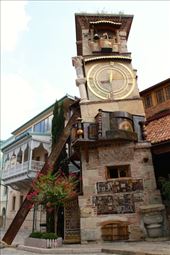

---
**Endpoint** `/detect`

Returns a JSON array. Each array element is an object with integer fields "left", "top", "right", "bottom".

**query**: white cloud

[
  {"left": 39, "top": 80, "right": 70, "bottom": 106},
  {"left": 1, "top": 1, "right": 31, "bottom": 51},
  {"left": 1, "top": 74, "right": 36, "bottom": 139}
]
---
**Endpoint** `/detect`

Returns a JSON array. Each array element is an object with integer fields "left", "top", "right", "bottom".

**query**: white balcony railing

[{"left": 2, "top": 160, "right": 45, "bottom": 181}]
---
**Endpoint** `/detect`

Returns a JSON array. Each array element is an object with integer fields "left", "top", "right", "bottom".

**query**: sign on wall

[
  {"left": 92, "top": 194, "right": 135, "bottom": 214},
  {"left": 96, "top": 179, "right": 143, "bottom": 194},
  {"left": 92, "top": 178, "right": 144, "bottom": 215}
]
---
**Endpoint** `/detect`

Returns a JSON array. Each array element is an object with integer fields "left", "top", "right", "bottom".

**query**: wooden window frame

[
  {"left": 165, "top": 85, "right": 170, "bottom": 100},
  {"left": 144, "top": 94, "right": 153, "bottom": 108},
  {"left": 20, "top": 195, "right": 24, "bottom": 207},
  {"left": 12, "top": 196, "right": 16, "bottom": 211},
  {"left": 155, "top": 88, "right": 165, "bottom": 104},
  {"left": 106, "top": 165, "right": 131, "bottom": 179}
]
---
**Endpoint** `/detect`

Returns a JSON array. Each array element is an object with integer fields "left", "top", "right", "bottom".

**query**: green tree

[
  {"left": 52, "top": 100, "right": 69, "bottom": 176},
  {"left": 47, "top": 100, "right": 69, "bottom": 234},
  {"left": 27, "top": 168, "right": 78, "bottom": 234},
  {"left": 159, "top": 177, "right": 170, "bottom": 201}
]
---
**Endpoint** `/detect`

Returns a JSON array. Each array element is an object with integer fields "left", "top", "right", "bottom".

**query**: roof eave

[
  {"left": 140, "top": 78, "right": 170, "bottom": 95},
  {"left": 12, "top": 94, "right": 76, "bottom": 136}
]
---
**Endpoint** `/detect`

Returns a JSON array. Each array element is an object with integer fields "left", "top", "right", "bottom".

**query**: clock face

[
  {"left": 87, "top": 62, "right": 135, "bottom": 100},
  {"left": 118, "top": 119, "right": 133, "bottom": 132}
]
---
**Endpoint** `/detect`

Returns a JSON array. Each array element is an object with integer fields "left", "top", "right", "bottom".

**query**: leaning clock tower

[{"left": 72, "top": 13, "right": 167, "bottom": 243}]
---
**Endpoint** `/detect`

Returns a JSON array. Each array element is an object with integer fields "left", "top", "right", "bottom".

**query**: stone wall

[
  {"left": 80, "top": 99, "right": 145, "bottom": 123},
  {"left": 144, "top": 99, "right": 170, "bottom": 118},
  {"left": 79, "top": 141, "right": 162, "bottom": 242}
]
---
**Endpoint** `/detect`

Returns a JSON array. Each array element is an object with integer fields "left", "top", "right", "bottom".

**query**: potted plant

[{"left": 25, "top": 231, "right": 62, "bottom": 248}]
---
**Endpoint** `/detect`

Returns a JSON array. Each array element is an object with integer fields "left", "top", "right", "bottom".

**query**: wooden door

[{"left": 101, "top": 222, "right": 128, "bottom": 241}]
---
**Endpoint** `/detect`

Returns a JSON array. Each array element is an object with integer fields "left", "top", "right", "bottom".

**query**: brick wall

[
  {"left": 79, "top": 141, "right": 162, "bottom": 242},
  {"left": 145, "top": 99, "right": 170, "bottom": 118}
]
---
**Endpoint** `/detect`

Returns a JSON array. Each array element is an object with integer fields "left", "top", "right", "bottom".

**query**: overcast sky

[{"left": 1, "top": 1, "right": 170, "bottom": 140}]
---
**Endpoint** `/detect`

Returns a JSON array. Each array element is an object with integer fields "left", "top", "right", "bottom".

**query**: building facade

[
  {"left": 140, "top": 78, "right": 170, "bottom": 119},
  {"left": 0, "top": 141, "right": 7, "bottom": 228},
  {"left": 71, "top": 13, "right": 168, "bottom": 243},
  {"left": 2, "top": 13, "right": 169, "bottom": 244},
  {"left": 140, "top": 78, "right": 170, "bottom": 228},
  {"left": 1, "top": 95, "right": 76, "bottom": 230},
  {"left": 0, "top": 138, "right": 15, "bottom": 228}
]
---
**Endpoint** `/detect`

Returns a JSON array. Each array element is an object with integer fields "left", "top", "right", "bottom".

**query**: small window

[
  {"left": 17, "top": 152, "right": 22, "bottom": 164},
  {"left": 34, "top": 122, "right": 42, "bottom": 132},
  {"left": 165, "top": 85, "right": 170, "bottom": 100},
  {"left": 36, "top": 156, "right": 40, "bottom": 161},
  {"left": 12, "top": 196, "right": 16, "bottom": 211},
  {"left": 2, "top": 208, "right": 6, "bottom": 216},
  {"left": 144, "top": 94, "right": 152, "bottom": 108},
  {"left": 44, "top": 153, "right": 48, "bottom": 162},
  {"left": 106, "top": 165, "right": 130, "bottom": 179},
  {"left": 48, "top": 115, "right": 53, "bottom": 132},
  {"left": 156, "top": 89, "right": 165, "bottom": 104},
  {"left": 20, "top": 195, "right": 24, "bottom": 207}
]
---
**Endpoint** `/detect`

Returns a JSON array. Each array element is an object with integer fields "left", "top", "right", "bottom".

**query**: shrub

[
  {"left": 29, "top": 232, "right": 43, "bottom": 238},
  {"left": 29, "top": 232, "right": 58, "bottom": 239},
  {"left": 41, "top": 232, "right": 58, "bottom": 239},
  {"left": 159, "top": 177, "right": 170, "bottom": 201}
]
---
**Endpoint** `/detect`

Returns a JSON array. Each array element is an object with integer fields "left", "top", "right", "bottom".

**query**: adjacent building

[
  {"left": 1, "top": 95, "right": 76, "bottom": 230},
  {"left": 140, "top": 78, "right": 170, "bottom": 227},
  {"left": 0, "top": 138, "right": 15, "bottom": 228},
  {"left": 0, "top": 140, "right": 7, "bottom": 228}
]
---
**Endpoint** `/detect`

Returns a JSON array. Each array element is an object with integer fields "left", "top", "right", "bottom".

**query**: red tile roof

[{"left": 146, "top": 114, "right": 170, "bottom": 144}]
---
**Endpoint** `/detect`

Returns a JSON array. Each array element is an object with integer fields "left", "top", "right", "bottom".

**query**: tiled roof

[{"left": 146, "top": 114, "right": 170, "bottom": 144}]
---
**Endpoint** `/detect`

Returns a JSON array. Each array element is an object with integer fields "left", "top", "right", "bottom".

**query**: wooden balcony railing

[{"left": 2, "top": 160, "right": 45, "bottom": 182}]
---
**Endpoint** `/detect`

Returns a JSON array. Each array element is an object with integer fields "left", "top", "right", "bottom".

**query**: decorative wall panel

[
  {"left": 64, "top": 198, "right": 80, "bottom": 243},
  {"left": 92, "top": 194, "right": 135, "bottom": 214},
  {"left": 92, "top": 178, "right": 144, "bottom": 215},
  {"left": 96, "top": 179, "right": 143, "bottom": 194}
]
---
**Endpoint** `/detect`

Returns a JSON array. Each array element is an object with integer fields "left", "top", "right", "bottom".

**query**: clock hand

[{"left": 100, "top": 80, "right": 110, "bottom": 84}]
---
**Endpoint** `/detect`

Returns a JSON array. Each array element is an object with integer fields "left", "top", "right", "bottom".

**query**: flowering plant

[{"left": 27, "top": 166, "right": 78, "bottom": 211}]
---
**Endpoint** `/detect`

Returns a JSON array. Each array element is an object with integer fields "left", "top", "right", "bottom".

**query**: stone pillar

[
  {"left": 72, "top": 56, "right": 88, "bottom": 102},
  {"left": 76, "top": 78, "right": 88, "bottom": 102},
  {"left": 72, "top": 56, "right": 84, "bottom": 78}
]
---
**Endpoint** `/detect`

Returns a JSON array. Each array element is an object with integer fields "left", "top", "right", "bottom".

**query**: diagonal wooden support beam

[{"left": 2, "top": 109, "right": 80, "bottom": 245}]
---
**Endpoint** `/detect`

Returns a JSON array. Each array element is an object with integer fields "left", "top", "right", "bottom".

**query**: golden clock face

[{"left": 87, "top": 62, "right": 135, "bottom": 100}]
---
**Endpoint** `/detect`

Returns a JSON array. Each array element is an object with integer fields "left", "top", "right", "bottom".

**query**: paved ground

[
  {"left": 1, "top": 228, "right": 170, "bottom": 255},
  {"left": 1, "top": 248, "right": 107, "bottom": 255}
]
